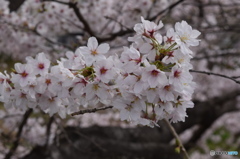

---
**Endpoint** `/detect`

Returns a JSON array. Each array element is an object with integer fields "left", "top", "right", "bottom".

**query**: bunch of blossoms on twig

[{"left": 0, "top": 17, "right": 200, "bottom": 127}]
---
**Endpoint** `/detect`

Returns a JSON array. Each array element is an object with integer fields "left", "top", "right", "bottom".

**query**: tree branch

[
  {"left": 4, "top": 109, "right": 33, "bottom": 159},
  {"left": 41, "top": 0, "right": 184, "bottom": 43},
  {"left": 190, "top": 70, "right": 240, "bottom": 84},
  {"left": 0, "top": 19, "right": 73, "bottom": 50},
  {"left": 71, "top": 106, "right": 113, "bottom": 116},
  {"left": 163, "top": 119, "right": 190, "bottom": 159},
  {"left": 149, "top": 0, "right": 185, "bottom": 21},
  {"left": 42, "top": 0, "right": 95, "bottom": 36},
  {"left": 8, "top": 0, "right": 26, "bottom": 11},
  {"left": 68, "top": 2, "right": 95, "bottom": 36},
  {"left": 44, "top": 116, "right": 54, "bottom": 148},
  {"left": 193, "top": 52, "right": 240, "bottom": 60}
]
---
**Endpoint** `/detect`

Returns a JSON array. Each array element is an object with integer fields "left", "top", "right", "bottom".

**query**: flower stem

[{"left": 163, "top": 118, "right": 190, "bottom": 159}]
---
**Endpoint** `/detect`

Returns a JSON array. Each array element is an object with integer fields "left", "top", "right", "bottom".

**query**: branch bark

[
  {"left": 164, "top": 119, "right": 190, "bottom": 159},
  {"left": 71, "top": 106, "right": 113, "bottom": 116},
  {"left": 4, "top": 109, "right": 33, "bottom": 159},
  {"left": 190, "top": 69, "right": 240, "bottom": 84}
]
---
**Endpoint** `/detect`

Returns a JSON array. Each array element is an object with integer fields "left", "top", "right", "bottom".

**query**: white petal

[
  {"left": 15, "top": 63, "right": 23, "bottom": 73},
  {"left": 97, "top": 43, "right": 110, "bottom": 54},
  {"left": 180, "top": 44, "right": 192, "bottom": 54},
  {"left": 87, "top": 37, "right": 98, "bottom": 50},
  {"left": 134, "top": 82, "right": 143, "bottom": 93},
  {"left": 79, "top": 46, "right": 91, "bottom": 55},
  {"left": 139, "top": 43, "right": 152, "bottom": 54},
  {"left": 191, "top": 30, "right": 201, "bottom": 38},
  {"left": 148, "top": 76, "right": 158, "bottom": 88},
  {"left": 155, "top": 34, "right": 162, "bottom": 43},
  {"left": 157, "top": 21, "right": 164, "bottom": 29}
]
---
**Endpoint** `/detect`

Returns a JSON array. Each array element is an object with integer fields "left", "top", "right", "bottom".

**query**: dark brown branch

[
  {"left": 8, "top": 0, "right": 26, "bottom": 11},
  {"left": 41, "top": 0, "right": 68, "bottom": 5},
  {"left": 149, "top": 0, "right": 185, "bottom": 21},
  {"left": 99, "top": 0, "right": 185, "bottom": 42},
  {"left": 73, "top": 130, "right": 107, "bottom": 152},
  {"left": 42, "top": 0, "right": 95, "bottom": 36},
  {"left": 193, "top": 52, "right": 240, "bottom": 60},
  {"left": 42, "top": 0, "right": 184, "bottom": 43},
  {"left": 190, "top": 70, "right": 240, "bottom": 84},
  {"left": 163, "top": 119, "right": 190, "bottom": 159},
  {"left": 31, "top": 27, "right": 73, "bottom": 50},
  {"left": 53, "top": 118, "right": 85, "bottom": 152},
  {"left": 68, "top": 2, "right": 95, "bottom": 36},
  {"left": 71, "top": 106, "right": 113, "bottom": 116},
  {"left": 0, "top": 19, "right": 73, "bottom": 50},
  {"left": 97, "top": 30, "right": 133, "bottom": 43},
  {"left": 4, "top": 109, "right": 33, "bottom": 159},
  {"left": 44, "top": 116, "right": 54, "bottom": 148},
  {"left": 100, "top": 0, "right": 185, "bottom": 42}
]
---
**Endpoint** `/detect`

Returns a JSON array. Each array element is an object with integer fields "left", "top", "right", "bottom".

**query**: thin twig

[
  {"left": 193, "top": 52, "right": 240, "bottom": 60},
  {"left": 163, "top": 119, "right": 190, "bottom": 159},
  {"left": 190, "top": 70, "right": 240, "bottom": 84},
  {"left": 104, "top": 16, "right": 132, "bottom": 31},
  {"left": 71, "top": 106, "right": 113, "bottom": 116},
  {"left": 42, "top": 0, "right": 184, "bottom": 43},
  {"left": 42, "top": 0, "right": 95, "bottom": 36},
  {"left": 0, "top": 19, "right": 73, "bottom": 50},
  {"left": 4, "top": 109, "right": 33, "bottom": 159},
  {"left": 68, "top": 2, "right": 95, "bottom": 36},
  {"left": 149, "top": 0, "right": 185, "bottom": 21},
  {"left": 44, "top": 116, "right": 54, "bottom": 148},
  {"left": 53, "top": 118, "right": 84, "bottom": 152},
  {"left": 74, "top": 130, "right": 106, "bottom": 152}
]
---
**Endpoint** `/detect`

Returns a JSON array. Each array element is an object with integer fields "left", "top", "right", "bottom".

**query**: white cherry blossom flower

[
  {"left": 174, "top": 21, "right": 201, "bottom": 54},
  {"left": 158, "top": 84, "right": 176, "bottom": 102},
  {"left": 11, "top": 63, "right": 36, "bottom": 87},
  {"left": 142, "top": 65, "right": 168, "bottom": 88},
  {"left": 94, "top": 57, "right": 116, "bottom": 83},
  {"left": 134, "top": 16, "right": 163, "bottom": 38},
  {"left": 26, "top": 52, "right": 50, "bottom": 76},
  {"left": 169, "top": 66, "right": 192, "bottom": 90},
  {"left": 162, "top": 49, "right": 192, "bottom": 69},
  {"left": 79, "top": 37, "right": 110, "bottom": 66}
]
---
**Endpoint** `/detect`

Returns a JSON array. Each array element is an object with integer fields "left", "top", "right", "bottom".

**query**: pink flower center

[
  {"left": 29, "top": 84, "right": 35, "bottom": 88},
  {"left": 48, "top": 98, "right": 55, "bottom": 103},
  {"left": 133, "top": 58, "right": 141, "bottom": 64},
  {"left": 38, "top": 63, "right": 44, "bottom": 69},
  {"left": 91, "top": 50, "right": 98, "bottom": 55},
  {"left": 21, "top": 93, "right": 26, "bottom": 98},
  {"left": 45, "top": 79, "right": 51, "bottom": 85},
  {"left": 100, "top": 67, "right": 108, "bottom": 75},
  {"left": 174, "top": 70, "right": 181, "bottom": 78},
  {"left": 0, "top": 78, "right": 4, "bottom": 83},
  {"left": 77, "top": 79, "right": 87, "bottom": 86},
  {"left": 21, "top": 71, "right": 28, "bottom": 78},
  {"left": 151, "top": 70, "right": 159, "bottom": 77},
  {"left": 166, "top": 36, "right": 174, "bottom": 43},
  {"left": 164, "top": 85, "right": 171, "bottom": 91},
  {"left": 147, "top": 30, "right": 155, "bottom": 37}
]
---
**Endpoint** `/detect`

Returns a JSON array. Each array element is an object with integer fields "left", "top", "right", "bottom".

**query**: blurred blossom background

[{"left": 0, "top": 0, "right": 240, "bottom": 159}]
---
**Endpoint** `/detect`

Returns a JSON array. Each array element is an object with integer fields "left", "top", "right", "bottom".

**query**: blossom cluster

[{"left": 0, "top": 17, "right": 200, "bottom": 126}]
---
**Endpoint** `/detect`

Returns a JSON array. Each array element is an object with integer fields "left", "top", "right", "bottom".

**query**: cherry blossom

[
  {"left": 26, "top": 52, "right": 50, "bottom": 76},
  {"left": 79, "top": 37, "right": 110, "bottom": 66},
  {"left": 0, "top": 17, "right": 200, "bottom": 127},
  {"left": 174, "top": 21, "right": 201, "bottom": 54},
  {"left": 142, "top": 65, "right": 168, "bottom": 88},
  {"left": 11, "top": 63, "right": 36, "bottom": 87}
]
